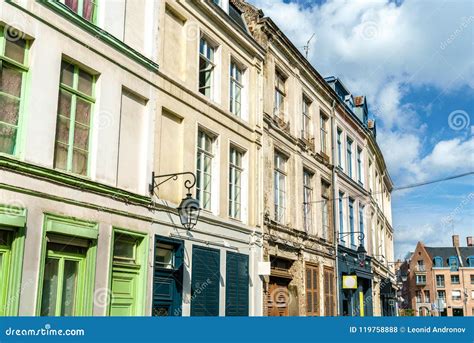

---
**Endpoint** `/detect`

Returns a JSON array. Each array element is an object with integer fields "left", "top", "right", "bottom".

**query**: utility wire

[{"left": 304, "top": 171, "right": 474, "bottom": 204}]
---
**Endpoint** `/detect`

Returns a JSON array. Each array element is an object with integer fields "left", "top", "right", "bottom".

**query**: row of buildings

[
  {"left": 0, "top": 0, "right": 395, "bottom": 316},
  {"left": 398, "top": 235, "right": 474, "bottom": 316}
]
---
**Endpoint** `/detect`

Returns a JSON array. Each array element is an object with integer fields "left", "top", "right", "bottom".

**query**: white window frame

[
  {"left": 302, "top": 96, "right": 311, "bottom": 140},
  {"left": 320, "top": 114, "right": 328, "bottom": 154},
  {"left": 229, "top": 146, "right": 244, "bottom": 220},
  {"left": 196, "top": 129, "right": 215, "bottom": 211},
  {"left": 229, "top": 60, "right": 244, "bottom": 117},
  {"left": 199, "top": 36, "right": 217, "bottom": 99},
  {"left": 303, "top": 170, "right": 313, "bottom": 233},
  {"left": 274, "top": 152, "right": 287, "bottom": 223},
  {"left": 274, "top": 70, "right": 286, "bottom": 119}
]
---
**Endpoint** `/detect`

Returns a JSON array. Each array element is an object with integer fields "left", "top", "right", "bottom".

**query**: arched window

[
  {"left": 448, "top": 256, "right": 459, "bottom": 271},
  {"left": 433, "top": 256, "right": 443, "bottom": 268}
]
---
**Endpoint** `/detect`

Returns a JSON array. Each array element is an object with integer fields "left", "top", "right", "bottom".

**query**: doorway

[
  {"left": 452, "top": 308, "right": 464, "bottom": 316},
  {"left": 267, "top": 279, "right": 290, "bottom": 316}
]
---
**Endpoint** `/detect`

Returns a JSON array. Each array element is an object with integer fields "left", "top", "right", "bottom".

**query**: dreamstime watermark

[
  {"left": 4, "top": 324, "right": 85, "bottom": 337},
  {"left": 359, "top": 20, "right": 380, "bottom": 41},
  {"left": 173, "top": 278, "right": 213, "bottom": 316},
  {"left": 440, "top": 16, "right": 474, "bottom": 50},
  {"left": 3, "top": 23, "right": 26, "bottom": 42},
  {"left": 184, "top": 21, "right": 200, "bottom": 42},
  {"left": 441, "top": 192, "right": 474, "bottom": 227},
  {"left": 97, "top": 110, "right": 114, "bottom": 130},
  {"left": 94, "top": 287, "right": 114, "bottom": 308},
  {"left": 448, "top": 110, "right": 470, "bottom": 131}
]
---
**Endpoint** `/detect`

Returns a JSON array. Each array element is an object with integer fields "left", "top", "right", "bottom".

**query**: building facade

[
  {"left": 0, "top": 0, "right": 265, "bottom": 317},
  {"left": 0, "top": 0, "right": 395, "bottom": 317},
  {"left": 400, "top": 235, "right": 474, "bottom": 316}
]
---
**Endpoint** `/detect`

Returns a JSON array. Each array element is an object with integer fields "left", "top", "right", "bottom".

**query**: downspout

[{"left": 330, "top": 99, "right": 340, "bottom": 315}]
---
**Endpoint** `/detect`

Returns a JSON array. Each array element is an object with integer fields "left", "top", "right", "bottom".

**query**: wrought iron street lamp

[
  {"left": 149, "top": 171, "right": 201, "bottom": 230},
  {"left": 338, "top": 231, "right": 366, "bottom": 264}
]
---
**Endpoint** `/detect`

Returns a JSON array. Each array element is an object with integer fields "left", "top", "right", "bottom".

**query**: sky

[{"left": 248, "top": 0, "right": 474, "bottom": 259}]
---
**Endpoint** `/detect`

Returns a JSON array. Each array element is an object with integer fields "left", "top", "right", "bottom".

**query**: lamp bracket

[
  {"left": 337, "top": 231, "right": 365, "bottom": 243},
  {"left": 149, "top": 171, "right": 197, "bottom": 195}
]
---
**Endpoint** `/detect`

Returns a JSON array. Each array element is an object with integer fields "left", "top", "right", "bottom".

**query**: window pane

[
  {"left": 78, "top": 70, "right": 93, "bottom": 96},
  {"left": 82, "top": 0, "right": 95, "bottom": 22},
  {"left": 114, "top": 238, "right": 135, "bottom": 260},
  {"left": 0, "top": 124, "right": 17, "bottom": 154},
  {"left": 41, "top": 259, "right": 59, "bottom": 316},
  {"left": 60, "top": 62, "right": 75, "bottom": 87},
  {"left": 54, "top": 142, "right": 68, "bottom": 170},
  {"left": 72, "top": 148, "right": 88, "bottom": 175},
  {"left": 307, "top": 293, "right": 312, "bottom": 312},
  {"left": 73, "top": 123, "right": 89, "bottom": 150},
  {"left": 56, "top": 116, "right": 70, "bottom": 144},
  {"left": 0, "top": 94, "right": 20, "bottom": 125},
  {"left": 0, "top": 65, "right": 23, "bottom": 97},
  {"left": 75, "top": 98, "right": 91, "bottom": 125},
  {"left": 155, "top": 245, "right": 173, "bottom": 269},
  {"left": 61, "top": 260, "right": 79, "bottom": 316},
  {"left": 4, "top": 38, "right": 26, "bottom": 64},
  {"left": 57, "top": 90, "right": 72, "bottom": 118},
  {"left": 65, "top": 0, "right": 79, "bottom": 13}
]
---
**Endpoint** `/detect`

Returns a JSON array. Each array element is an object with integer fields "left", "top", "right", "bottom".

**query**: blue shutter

[
  {"left": 191, "top": 246, "right": 220, "bottom": 316},
  {"left": 226, "top": 252, "right": 249, "bottom": 316}
]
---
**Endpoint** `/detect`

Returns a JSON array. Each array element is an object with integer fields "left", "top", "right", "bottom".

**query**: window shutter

[
  {"left": 191, "top": 246, "right": 220, "bottom": 316},
  {"left": 226, "top": 252, "right": 249, "bottom": 316}
]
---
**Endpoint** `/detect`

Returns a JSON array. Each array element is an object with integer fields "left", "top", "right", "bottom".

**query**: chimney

[
  {"left": 467, "top": 236, "right": 473, "bottom": 247},
  {"left": 452, "top": 235, "right": 459, "bottom": 247}
]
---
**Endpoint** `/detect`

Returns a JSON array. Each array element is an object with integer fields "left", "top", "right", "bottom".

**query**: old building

[
  {"left": 400, "top": 235, "right": 474, "bottom": 316},
  {"left": 233, "top": 0, "right": 395, "bottom": 317},
  {"left": 0, "top": 0, "right": 265, "bottom": 317}
]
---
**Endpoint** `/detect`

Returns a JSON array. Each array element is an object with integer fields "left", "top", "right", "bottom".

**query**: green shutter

[
  {"left": 191, "top": 246, "right": 220, "bottom": 316},
  {"left": 225, "top": 252, "right": 249, "bottom": 316}
]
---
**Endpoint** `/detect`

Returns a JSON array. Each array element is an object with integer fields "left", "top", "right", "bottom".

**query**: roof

[
  {"left": 229, "top": 3, "right": 248, "bottom": 33},
  {"left": 425, "top": 246, "right": 474, "bottom": 265}
]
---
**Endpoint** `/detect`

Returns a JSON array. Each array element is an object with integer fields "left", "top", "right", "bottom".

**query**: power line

[{"left": 304, "top": 171, "right": 474, "bottom": 204}]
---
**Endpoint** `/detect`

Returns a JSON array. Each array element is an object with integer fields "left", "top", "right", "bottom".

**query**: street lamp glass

[
  {"left": 177, "top": 194, "right": 201, "bottom": 230},
  {"left": 356, "top": 244, "right": 367, "bottom": 263}
]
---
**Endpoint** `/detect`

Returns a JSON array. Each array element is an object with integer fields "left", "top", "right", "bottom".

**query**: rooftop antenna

[{"left": 303, "top": 33, "right": 316, "bottom": 59}]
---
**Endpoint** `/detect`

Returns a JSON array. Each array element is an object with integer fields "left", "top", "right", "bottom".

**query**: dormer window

[
  {"left": 467, "top": 256, "right": 474, "bottom": 267},
  {"left": 433, "top": 256, "right": 443, "bottom": 268},
  {"left": 448, "top": 256, "right": 459, "bottom": 271}
]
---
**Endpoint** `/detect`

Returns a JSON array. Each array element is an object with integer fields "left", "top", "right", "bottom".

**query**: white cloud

[{"left": 421, "top": 137, "right": 474, "bottom": 173}]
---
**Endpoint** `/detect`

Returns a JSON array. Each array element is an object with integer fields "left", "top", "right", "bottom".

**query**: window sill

[{"left": 38, "top": 1, "right": 159, "bottom": 72}]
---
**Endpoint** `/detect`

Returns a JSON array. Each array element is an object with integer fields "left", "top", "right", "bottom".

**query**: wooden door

[
  {"left": 109, "top": 268, "right": 139, "bottom": 316},
  {"left": 305, "top": 264, "right": 319, "bottom": 316},
  {"left": 323, "top": 267, "right": 335, "bottom": 316},
  {"left": 267, "top": 282, "right": 289, "bottom": 316}
]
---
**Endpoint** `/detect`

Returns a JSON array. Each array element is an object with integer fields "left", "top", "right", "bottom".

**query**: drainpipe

[{"left": 330, "top": 99, "right": 340, "bottom": 315}]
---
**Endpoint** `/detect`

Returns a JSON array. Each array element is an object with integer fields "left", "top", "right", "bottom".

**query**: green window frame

[
  {"left": 0, "top": 204, "right": 26, "bottom": 316},
  {"left": 0, "top": 27, "right": 29, "bottom": 156},
  {"left": 58, "top": 0, "right": 99, "bottom": 24},
  {"left": 54, "top": 61, "right": 96, "bottom": 176},
  {"left": 36, "top": 214, "right": 98, "bottom": 316}
]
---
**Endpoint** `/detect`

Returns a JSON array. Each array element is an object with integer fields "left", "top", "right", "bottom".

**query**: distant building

[{"left": 399, "top": 235, "right": 474, "bottom": 316}]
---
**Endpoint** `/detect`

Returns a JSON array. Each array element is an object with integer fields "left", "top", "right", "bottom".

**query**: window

[
  {"left": 155, "top": 243, "right": 174, "bottom": 270},
  {"left": 40, "top": 239, "right": 90, "bottom": 316},
  {"left": 196, "top": 130, "right": 215, "bottom": 210},
  {"left": 346, "top": 137, "right": 353, "bottom": 178},
  {"left": 191, "top": 246, "right": 220, "bottom": 316},
  {"left": 274, "top": 70, "right": 286, "bottom": 118},
  {"left": 229, "top": 147, "right": 243, "bottom": 220},
  {"left": 274, "top": 152, "right": 287, "bottom": 223},
  {"left": 320, "top": 114, "right": 328, "bottom": 154},
  {"left": 467, "top": 256, "right": 474, "bottom": 267},
  {"left": 229, "top": 61, "right": 243, "bottom": 117},
  {"left": 338, "top": 192, "right": 344, "bottom": 241},
  {"left": 451, "top": 275, "right": 460, "bottom": 284},
  {"left": 434, "top": 256, "right": 443, "bottom": 268},
  {"left": 357, "top": 147, "right": 363, "bottom": 184},
  {"left": 368, "top": 160, "right": 373, "bottom": 192},
  {"left": 54, "top": 61, "right": 95, "bottom": 176},
  {"left": 415, "top": 291, "right": 422, "bottom": 303},
  {"left": 436, "top": 275, "right": 445, "bottom": 287},
  {"left": 0, "top": 30, "right": 29, "bottom": 155},
  {"left": 437, "top": 290, "right": 446, "bottom": 300},
  {"left": 451, "top": 290, "right": 461, "bottom": 301},
  {"left": 113, "top": 235, "right": 138, "bottom": 264},
  {"left": 424, "top": 290, "right": 430, "bottom": 303},
  {"left": 303, "top": 170, "right": 313, "bottom": 233},
  {"left": 348, "top": 198, "right": 355, "bottom": 247},
  {"left": 199, "top": 37, "right": 215, "bottom": 98},
  {"left": 358, "top": 205, "right": 364, "bottom": 246},
  {"left": 337, "top": 129, "right": 343, "bottom": 168},
  {"left": 60, "top": 0, "right": 97, "bottom": 22},
  {"left": 321, "top": 181, "right": 330, "bottom": 240},
  {"left": 449, "top": 256, "right": 459, "bottom": 271},
  {"left": 302, "top": 96, "right": 311, "bottom": 140},
  {"left": 226, "top": 252, "right": 249, "bottom": 316},
  {"left": 416, "top": 274, "right": 426, "bottom": 285},
  {"left": 417, "top": 260, "right": 425, "bottom": 272},
  {"left": 306, "top": 265, "right": 319, "bottom": 316}
]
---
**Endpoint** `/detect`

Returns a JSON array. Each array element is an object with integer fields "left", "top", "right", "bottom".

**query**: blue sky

[{"left": 249, "top": 0, "right": 474, "bottom": 258}]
